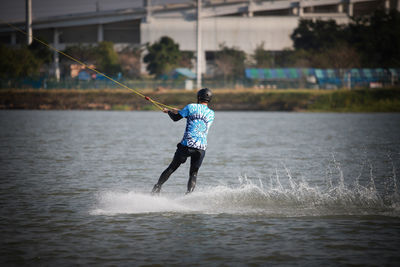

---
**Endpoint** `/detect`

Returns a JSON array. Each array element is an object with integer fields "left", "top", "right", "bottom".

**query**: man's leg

[
  {"left": 152, "top": 145, "right": 187, "bottom": 194},
  {"left": 152, "top": 159, "right": 181, "bottom": 193},
  {"left": 186, "top": 149, "right": 205, "bottom": 194}
]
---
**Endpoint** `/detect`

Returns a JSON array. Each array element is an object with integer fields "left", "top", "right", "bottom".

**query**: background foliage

[
  {"left": 1, "top": 10, "right": 399, "bottom": 83},
  {"left": 287, "top": 10, "right": 400, "bottom": 68},
  {"left": 143, "top": 36, "right": 185, "bottom": 77}
]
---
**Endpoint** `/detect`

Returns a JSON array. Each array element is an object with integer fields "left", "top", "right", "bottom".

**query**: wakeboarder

[{"left": 152, "top": 88, "right": 215, "bottom": 194}]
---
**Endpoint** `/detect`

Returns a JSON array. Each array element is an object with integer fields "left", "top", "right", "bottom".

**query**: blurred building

[{"left": 0, "top": 0, "right": 399, "bottom": 77}]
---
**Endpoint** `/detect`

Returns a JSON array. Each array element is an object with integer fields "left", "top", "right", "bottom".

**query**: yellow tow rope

[{"left": 1, "top": 19, "right": 175, "bottom": 111}]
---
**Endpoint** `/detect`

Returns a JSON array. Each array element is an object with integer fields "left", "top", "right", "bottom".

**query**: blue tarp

[
  {"left": 78, "top": 70, "right": 91, "bottom": 81},
  {"left": 172, "top": 68, "right": 196, "bottom": 79},
  {"left": 245, "top": 68, "right": 400, "bottom": 87}
]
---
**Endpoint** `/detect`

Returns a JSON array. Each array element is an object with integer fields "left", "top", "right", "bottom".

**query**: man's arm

[
  {"left": 163, "top": 108, "right": 183, "bottom": 121},
  {"left": 168, "top": 111, "right": 183, "bottom": 121}
]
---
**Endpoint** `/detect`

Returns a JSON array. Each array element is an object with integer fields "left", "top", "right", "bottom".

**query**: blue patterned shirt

[{"left": 178, "top": 103, "right": 215, "bottom": 150}]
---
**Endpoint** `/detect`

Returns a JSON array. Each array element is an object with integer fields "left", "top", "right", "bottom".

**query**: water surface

[{"left": 1, "top": 110, "right": 399, "bottom": 266}]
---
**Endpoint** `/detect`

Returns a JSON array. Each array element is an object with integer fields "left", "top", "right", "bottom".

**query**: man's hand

[{"left": 164, "top": 108, "right": 179, "bottom": 114}]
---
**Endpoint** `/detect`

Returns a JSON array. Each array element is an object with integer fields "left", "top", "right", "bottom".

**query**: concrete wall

[{"left": 141, "top": 16, "right": 350, "bottom": 54}]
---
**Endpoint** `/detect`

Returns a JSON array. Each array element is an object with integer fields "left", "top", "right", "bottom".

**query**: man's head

[{"left": 197, "top": 88, "right": 212, "bottom": 103}]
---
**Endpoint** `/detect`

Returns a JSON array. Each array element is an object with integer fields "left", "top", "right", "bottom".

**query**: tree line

[
  {"left": 289, "top": 9, "right": 400, "bottom": 68},
  {"left": 1, "top": 9, "right": 399, "bottom": 83},
  {"left": 146, "top": 10, "right": 400, "bottom": 80}
]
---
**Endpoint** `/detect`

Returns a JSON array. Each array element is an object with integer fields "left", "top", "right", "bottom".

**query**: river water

[{"left": 1, "top": 110, "right": 400, "bottom": 266}]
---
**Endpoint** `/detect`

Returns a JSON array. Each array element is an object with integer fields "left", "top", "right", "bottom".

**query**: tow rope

[{"left": 1, "top": 19, "right": 175, "bottom": 111}]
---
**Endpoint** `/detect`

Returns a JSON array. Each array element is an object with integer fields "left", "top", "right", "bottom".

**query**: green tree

[
  {"left": 63, "top": 44, "right": 97, "bottom": 64},
  {"left": 95, "top": 41, "right": 121, "bottom": 75},
  {"left": 290, "top": 10, "right": 400, "bottom": 68},
  {"left": 29, "top": 39, "right": 52, "bottom": 64},
  {"left": 119, "top": 45, "right": 142, "bottom": 79},
  {"left": 291, "top": 19, "right": 347, "bottom": 52},
  {"left": 215, "top": 44, "right": 246, "bottom": 81},
  {"left": 349, "top": 10, "right": 400, "bottom": 67},
  {"left": 252, "top": 42, "right": 275, "bottom": 68},
  {"left": 310, "top": 43, "right": 361, "bottom": 68},
  {"left": 278, "top": 49, "right": 312, "bottom": 67},
  {"left": 0, "top": 44, "right": 43, "bottom": 80},
  {"left": 143, "top": 36, "right": 182, "bottom": 77},
  {"left": 63, "top": 42, "right": 121, "bottom": 76},
  {"left": 179, "top": 51, "right": 194, "bottom": 69}
]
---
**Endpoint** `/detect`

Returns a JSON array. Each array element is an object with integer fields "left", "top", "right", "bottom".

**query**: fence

[
  {"left": 0, "top": 77, "right": 254, "bottom": 90},
  {"left": 245, "top": 68, "right": 400, "bottom": 89},
  {"left": 1, "top": 68, "right": 399, "bottom": 90}
]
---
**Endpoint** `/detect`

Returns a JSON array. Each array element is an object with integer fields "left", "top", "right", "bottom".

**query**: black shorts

[{"left": 173, "top": 143, "right": 206, "bottom": 170}]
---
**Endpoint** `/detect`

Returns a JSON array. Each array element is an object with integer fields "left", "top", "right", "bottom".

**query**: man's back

[{"left": 179, "top": 103, "right": 215, "bottom": 150}]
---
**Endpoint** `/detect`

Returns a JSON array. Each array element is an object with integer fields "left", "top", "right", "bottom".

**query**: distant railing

[
  {"left": 245, "top": 68, "right": 400, "bottom": 89},
  {"left": 0, "top": 78, "right": 252, "bottom": 90},
  {"left": 0, "top": 78, "right": 189, "bottom": 90},
  {"left": 1, "top": 68, "right": 399, "bottom": 90}
]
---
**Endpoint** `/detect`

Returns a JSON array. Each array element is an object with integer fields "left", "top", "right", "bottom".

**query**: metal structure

[
  {"left": 1, "top": 0, "right": 397, "bottom": 79},
  {"left": 25, "top": 0, "right": 32, "bottom": 45},
  {"left": 197, "top": 0, "right": 202, "bottom": 89}
]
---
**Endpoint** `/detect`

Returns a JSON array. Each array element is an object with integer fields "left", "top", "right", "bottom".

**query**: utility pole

[
  {"left": 26, "top": 0, "right": 32, "bottom": 45},
  {"left": 347, "top": 71, "right": 351, "bottom": 90},
  {"left": 53, "top": 28, "right": 60, "bottom": 81},
  {"left": 196, "top": 0, "right": 202, "bottom": 89},
  {"left": 145, "top": 0, "right": 152, "bottom": 23}
]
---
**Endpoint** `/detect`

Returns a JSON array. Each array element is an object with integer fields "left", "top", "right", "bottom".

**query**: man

[{"left": 152, "top": 88, "right": 215, "bottom": 194}]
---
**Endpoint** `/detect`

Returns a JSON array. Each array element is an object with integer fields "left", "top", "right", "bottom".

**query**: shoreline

[{"left": 1, "top": 88, "right": 399, "bottom": 112}]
